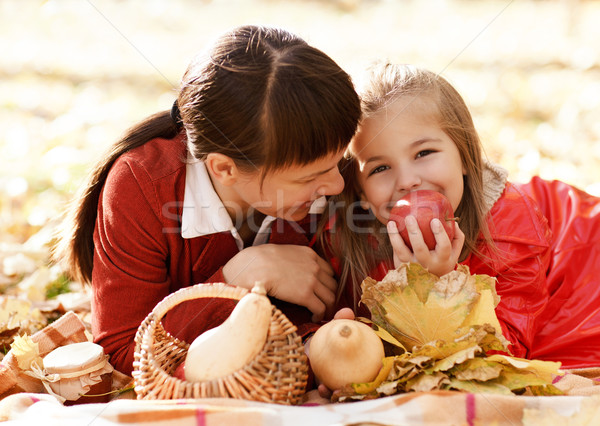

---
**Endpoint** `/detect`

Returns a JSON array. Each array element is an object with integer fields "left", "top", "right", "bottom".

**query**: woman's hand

[
  {"left": 387, "top": 216, "right": 465, "bottom": 277},
  {"left": 223, "top": 244, "right": 337, "bottom": 322}
]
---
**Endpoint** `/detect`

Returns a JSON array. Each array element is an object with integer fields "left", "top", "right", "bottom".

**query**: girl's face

[
  {"left": 348, "top": 97, "right": 465, "bottom": 224},
  {"left": 235, "top": 149, "right": 346, "bottom": 222}
]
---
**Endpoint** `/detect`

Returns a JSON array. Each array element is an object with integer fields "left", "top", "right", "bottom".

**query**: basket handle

[{"left": 150, "top": 283, "right": 250, "bottom": 323}]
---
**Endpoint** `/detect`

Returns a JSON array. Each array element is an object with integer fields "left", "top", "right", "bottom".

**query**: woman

[{"left": 55, "top": 25, "right": 361, "bottom": 375}]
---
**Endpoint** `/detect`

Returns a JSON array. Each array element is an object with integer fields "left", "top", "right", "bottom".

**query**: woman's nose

[{"left": 318, "top": 167, "right": 345, "bottom": 196}]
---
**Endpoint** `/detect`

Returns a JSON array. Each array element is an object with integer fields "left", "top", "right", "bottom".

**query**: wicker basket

[{"left": 132, "top": 283, "right": 309, "bottom": 405}]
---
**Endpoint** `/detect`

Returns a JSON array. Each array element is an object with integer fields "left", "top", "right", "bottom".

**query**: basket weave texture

[{"left": 132, "top": 283, "right": 309, "bottom": 405}]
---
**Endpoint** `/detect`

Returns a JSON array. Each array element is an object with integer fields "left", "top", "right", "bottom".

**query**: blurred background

[{"left": 0, "top": 0, "right": 599, "bottom": 295}]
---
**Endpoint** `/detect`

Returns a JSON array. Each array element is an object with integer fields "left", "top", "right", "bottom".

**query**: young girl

[
  {"left": 55, "top": 25, "right": 361, "bottom": 375},
  {"left": 323, "top": 63, "right": 600, "bottom": 369}
]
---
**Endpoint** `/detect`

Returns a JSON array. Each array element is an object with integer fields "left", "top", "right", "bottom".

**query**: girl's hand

[
  {"left": 223, "top": 244, "right": 337, "bottom": 322},
  {"left": 387, "top": 216, "right": 465, "bottom": 277}
]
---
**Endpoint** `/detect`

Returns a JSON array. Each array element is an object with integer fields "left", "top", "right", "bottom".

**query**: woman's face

[
  {"left": 348, "top": 97, "right": 465, "bottom": 225},
  {"left": 235, "top": 149, "right": 346, "bottom": 222}
]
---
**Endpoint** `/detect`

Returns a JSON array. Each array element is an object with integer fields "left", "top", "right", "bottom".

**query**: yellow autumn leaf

[
  {"left": 451, "top": 358, "right": 503, "bottom": 381},
  {"left": 358, "top": 317, "right": 407, "bottom": 351},
  {"left": 361, "top": 263, "right": 501, "bottom": 351},
  {"left": 406, "top": 371, "right": 450, "bottom": 392},
  {"left": 413, "top": 339, "right": 475, "bottom": 361},
  {"left": 462, "top": 289, "right": 502, "bottom": 335},
  {"left": 485, "top": 354, "right": 563, "bottom": 382},
  {"left": 10, "top": 334, "right": 43, "bottom": 370},
  {"left": 448, "top": 378, "right": 514, "bottom": 395},
  {"left": 427, "top": 344, "right": 482, "bottom": 373},
  {"left": 351, "top": 356, "right": 396, "bottom": 394},
  {"left": 526, "top": 384, "right": 565, "bottom": 396},
  {"left": 494, "top": 366, "right": 557, "bottom": 391}
]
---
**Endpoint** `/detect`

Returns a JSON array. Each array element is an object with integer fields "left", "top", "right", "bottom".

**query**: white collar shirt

[{"left": 181, "top": 160, "right": 326, "bottom": 251}]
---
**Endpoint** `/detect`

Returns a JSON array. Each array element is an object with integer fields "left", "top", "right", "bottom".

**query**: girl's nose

[
  {"left": 395, "top": 168, "right": 421, "bottom": 193},
  {"left": 318, "top": 167, "right": 345, "bottom": 196}
]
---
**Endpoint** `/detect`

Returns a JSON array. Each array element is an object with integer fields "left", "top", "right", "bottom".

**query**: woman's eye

[{"left": 369, "top": 165, "right": 389, "bottom": 176}]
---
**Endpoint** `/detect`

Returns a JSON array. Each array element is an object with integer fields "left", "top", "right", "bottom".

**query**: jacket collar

[
  {"left": 482, "top": 160, "right": 509, "bottom": 214},
  {"left": 181, "top": 159, "right": 326, "bottom": 249}
]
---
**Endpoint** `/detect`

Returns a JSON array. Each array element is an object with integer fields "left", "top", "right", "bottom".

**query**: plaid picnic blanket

[
  {"left": 1, "top": 390, "right": 599, "bottom": 425},
  {"left": 0, "top": 311, "right": 131, "bottom": 397},
  {"left": 1, "top": 311, "right": 599, "bottom": 425}
]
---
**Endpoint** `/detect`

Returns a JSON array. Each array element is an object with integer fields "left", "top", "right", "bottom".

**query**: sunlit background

[{"left": 1, "top": 0, "right": 600, "bottom": 248}]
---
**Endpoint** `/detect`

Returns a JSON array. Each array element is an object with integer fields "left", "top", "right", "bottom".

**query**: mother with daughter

[{"left": 59, "top": 23, "right": 599, "bottom": 382}]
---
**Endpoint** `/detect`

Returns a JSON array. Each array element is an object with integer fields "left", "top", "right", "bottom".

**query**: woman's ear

[{"left": 205, "top": 153, "right": 239, "bottom": 186}]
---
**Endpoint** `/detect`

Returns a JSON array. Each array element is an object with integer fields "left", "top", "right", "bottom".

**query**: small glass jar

[{"left": 43, "top": 342, "right": 113, "bottom": 405}]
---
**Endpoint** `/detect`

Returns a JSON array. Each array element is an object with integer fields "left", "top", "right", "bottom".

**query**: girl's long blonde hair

[{"left": 320, "top": 63, "right": 492, "bottom": 309}]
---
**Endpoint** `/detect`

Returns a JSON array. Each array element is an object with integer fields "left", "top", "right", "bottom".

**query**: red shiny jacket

[
  {"left": 516, "top": 177, "right": 600, "bottom": 368},
  {"left": 92, "top": 136, "right": 319, "bottom": 375},
  {"left": 334, "top": 178, "right": 600, "bottom": 369}
]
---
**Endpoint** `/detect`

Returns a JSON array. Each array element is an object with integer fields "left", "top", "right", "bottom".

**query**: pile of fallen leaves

[
  {"left": 333, "top": 263, "right": 563, "bottom": 401},
  {"left": 0, "top": 223, "right": 91, "bottom": 362}
]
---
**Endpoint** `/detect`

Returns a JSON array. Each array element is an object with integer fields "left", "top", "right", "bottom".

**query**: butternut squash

[
  {"left": 308, "top": 319, "right": 384, "bottom": 390},
  {"left": 184, "top": 282, "right": 272, "bottom": 382}
]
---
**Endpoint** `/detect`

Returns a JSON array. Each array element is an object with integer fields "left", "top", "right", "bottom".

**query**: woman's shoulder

[
  {"left": 104, "top": 135, "right": 188, "bottom": 206},
  {"left": 115, "top": 134, "right": 188, "bottom": 181}
]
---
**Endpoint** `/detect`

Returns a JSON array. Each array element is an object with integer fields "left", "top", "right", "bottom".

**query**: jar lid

[{"left": 44, "top": 342, "right": 105, "bottom": 375}]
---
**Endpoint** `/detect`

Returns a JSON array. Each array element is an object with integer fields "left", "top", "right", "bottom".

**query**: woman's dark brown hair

[{"left": 55, "top": 25, "right": 361, "bottom": 284}]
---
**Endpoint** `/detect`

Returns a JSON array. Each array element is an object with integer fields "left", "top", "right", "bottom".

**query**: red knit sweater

[{"left": 92, "top": 135, "right": 320, "bottom": 375}]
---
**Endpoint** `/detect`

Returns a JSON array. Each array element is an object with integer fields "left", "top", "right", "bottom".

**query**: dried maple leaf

[
  {"left": 339, "top": 263, "right": 563, "bottom": 400},
  {"left": 425, "top": 344, "right": 482, "bottom": 373},
  {"left": 10, "top": 334, "right": 43, "bottom": 370},
  {"left": 0, "top": 297, "right": 46, "bottom": 350},
  {"left": 361, "top": 263, "right": 504, "bottom": 351},
  {"left": 451, "top": 358, "right": 503, "bottom": 381},
  {"left": 448, "top": 377, "right": 513, "bottom": 395},
  {"left": 406, "top": 371, "right": 450, "bottom": 392},
  {"left": 484, "top": 354, "right": 563, "bottom": 383}
]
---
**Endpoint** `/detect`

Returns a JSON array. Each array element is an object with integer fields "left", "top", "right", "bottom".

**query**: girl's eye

[
  {"left": 368, "top": 165, "right": 389, "bottom": 176},
  {"left": 416, "top": 149, "right": 435, "bottom": 159}
]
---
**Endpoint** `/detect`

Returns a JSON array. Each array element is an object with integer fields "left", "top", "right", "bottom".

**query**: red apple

[{"left": 389, "top": 190, "right": 455, "bottom": 250}]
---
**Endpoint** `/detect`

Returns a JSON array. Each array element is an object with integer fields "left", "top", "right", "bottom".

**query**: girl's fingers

[
  {"left": 431, "top": 218, "right": 452, "bottom": 255},
  {"left": 405, "top": 215, "right": 429, "bottom": 256},
  {"left": 387, "top": 221, "right": 408, "bottom": 252},
  {"left": 387, "top": 220, "right": 415, "bottom": 267},
  {"left": 451, "top": 221, "right": 466, "bottom": 252},
  {"left": 333, "top": 307, "right": 355, "bottom": 320}
]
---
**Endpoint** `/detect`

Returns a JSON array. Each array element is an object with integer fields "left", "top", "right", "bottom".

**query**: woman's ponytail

[{"left": 53, "top": 110, "right": 180, "bottom": 283}]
